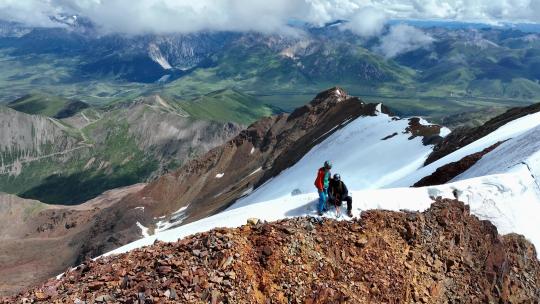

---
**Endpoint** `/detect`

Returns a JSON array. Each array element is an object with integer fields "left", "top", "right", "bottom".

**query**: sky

[{"left": 0, "top": 0, "right": 539, "bottom": 35}]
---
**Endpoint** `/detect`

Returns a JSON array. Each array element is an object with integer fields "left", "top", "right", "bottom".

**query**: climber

[
  {"left": 328, "top": 173, "right": 353, "bottom": 217},
  {"left": 314, "top": 160, "right": 332, "bottom": 216}
]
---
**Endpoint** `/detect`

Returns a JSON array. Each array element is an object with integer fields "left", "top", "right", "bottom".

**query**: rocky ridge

[
  {"left": 413, "top": 141, "right": 505, "bottom": 187},
  {"left": 126, "top": 87, "right": 442, "bottom": 232},
  {"left": 3, "top": 199, "right": 539, "bottom": 303},
  {"left": 0, "top": 106, "right": 80, "bottom": 176},
  {"left": 425, "top": 103, "right": 540, "bottom": 165}
]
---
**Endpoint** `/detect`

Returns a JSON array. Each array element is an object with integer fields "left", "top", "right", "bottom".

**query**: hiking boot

[
  {"left": 347, "top": 210, "right": 353, "bottom": 217},
  {"left": 318, "top": 211, "right": 324, "bottom": 216}
]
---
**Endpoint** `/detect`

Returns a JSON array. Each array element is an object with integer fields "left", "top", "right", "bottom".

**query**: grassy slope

[
  {"left": 175, "top": 89, "right": 275, "bottom": 125},
  {"left": 17, "top": 117, "right": 158, "bottom": 205},
  {"left": 7, "top": 94, "right": 72, "bottom": 117},
  {"left": 0, "top": 49, "right": 149, "bottom": 105}
]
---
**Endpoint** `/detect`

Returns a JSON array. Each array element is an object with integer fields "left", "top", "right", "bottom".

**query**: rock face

[
  {"left": 94, "top": 96, "right": 242, "bottom": 179},
  {"left": 4, "top": 199, "right": 539, "bottom": 303},
  {"left": 425, "top": 103, "right": 540, "bottom": 165},
  {"left": 0, "top": 106, "right": 80, "bottom": 176},
  {"left": 413, "top": 141, "right": 505, "bottom": 187}
]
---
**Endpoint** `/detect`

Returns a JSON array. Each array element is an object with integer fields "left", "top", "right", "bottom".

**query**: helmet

[
  {"left": 324, "top": 160, "right": 332, "bottom": 169},
  {"left": 333, "top": 173, "right": 341, "bottom": 181}
]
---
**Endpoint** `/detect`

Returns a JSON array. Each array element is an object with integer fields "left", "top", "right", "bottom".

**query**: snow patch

[
  {"left": 439, "top": 127, "right": 451, "bottom": 137},
  {"left": 133, "top": 206, "right": 145, "bottom": 212},
  {"left": 155, "top": 205, "right": 190, "bottom": 233},
  {"left": 390, "top": 111, "right": 540, "bottom": 187},
  {"left": 136, "top": 222, "right": 150, "bottom": 238},
  {"left": 250, "top": 147, "right": 255, "bottom": 154},
  {"left": 215, "top": 173, "right": 224, "bottom": 179},
  {"left": 248, "top": 167, "right": 262, "bottom": 177},
  {"left": 241, "top": 187, "right": 254, "bottom": 196}
]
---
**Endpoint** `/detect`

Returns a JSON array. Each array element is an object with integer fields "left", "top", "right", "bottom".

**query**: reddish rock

[
  {"left": 414, "top": 141, "right": 505, "bottom": 187},
  {"left": 2, "top": 199, "right": 539, "bottom": 303}
]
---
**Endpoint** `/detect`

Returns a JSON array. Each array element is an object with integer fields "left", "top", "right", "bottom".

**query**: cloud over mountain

[
  {"left": 0, "top": 0, "right": 539, "bottom": 35},
  {"left": 377, "top": 24, "right": 435, "bottom": 58},
  {"left": 340, "top": 6, "right": 387, "bottom": 37}
]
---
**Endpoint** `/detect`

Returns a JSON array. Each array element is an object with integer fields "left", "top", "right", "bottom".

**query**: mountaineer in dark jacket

[
  {"left": 328, "top": 173, "right": 353, "bottom": 217},
  {"left": 314, "top": 160, "right": 332, "bottom": 216}
]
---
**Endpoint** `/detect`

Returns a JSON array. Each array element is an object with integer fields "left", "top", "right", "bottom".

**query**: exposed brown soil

[
  {"left": 425, "top": 102, "right": 540, "bottom": 165},
  {"left": 0, "top": 184, "right": 145, "bottom": 296},
  {"left": 3, "top": 199, "right": 539, "bottom": 303},
  {"left": 413, "top": 141, "right": 505, "bottom": 187}
]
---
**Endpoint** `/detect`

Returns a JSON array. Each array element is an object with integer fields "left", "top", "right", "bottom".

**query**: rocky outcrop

[
  {"left": 425, "top": 102, "right": 540, "bottom": 165},
  {"left": 4, "top": 199, "right": 539, "bottom": 303},
  {"left": 413, "top": 141, "right": 505, "bottom": 187}
]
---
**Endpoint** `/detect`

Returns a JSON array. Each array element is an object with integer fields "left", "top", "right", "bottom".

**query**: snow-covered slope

[
  {"left": 390, "top": 111, "right": 540, "bottom": 187},
  {"left": 107, "top": 169, "right": 540, "bottom": 257},
  {"left": 452, "top": 125, "right": 540, "bottom": 184},
  {"left": 104, "top": 105, "right": 540, "bottom": 259},
  {"left": 232, "top": 110, "right": 447, "bottom": 209}
]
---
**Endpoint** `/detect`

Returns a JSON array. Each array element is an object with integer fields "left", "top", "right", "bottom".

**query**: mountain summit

[{"left": 3, "top": 199, "right": 539, "bottom": 303}]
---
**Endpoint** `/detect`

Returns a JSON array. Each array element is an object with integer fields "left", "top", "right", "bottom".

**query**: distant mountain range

[{"left": 0, "top": 20, "right": 539, "bottom": 121}]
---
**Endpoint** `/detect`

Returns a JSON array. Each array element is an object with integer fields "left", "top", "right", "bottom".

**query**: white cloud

[
  {"left": 340, "top": 6, "right": 387, "bottom": 37},
  {"left": 0, "top": 0, "right": 539, "bottom": 34},
  {"left": 61, "top": 0, "right": 308, "bottom": 34},
  {"left": 0, "top": 0, "right": 60, "bottom": 27},
  {"left": 377, "top": 24, "right": 435, "bottom": 58}
]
